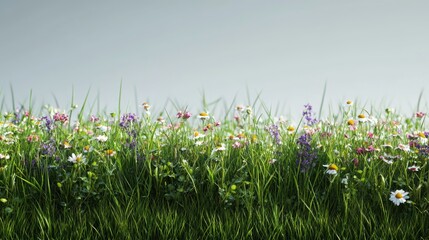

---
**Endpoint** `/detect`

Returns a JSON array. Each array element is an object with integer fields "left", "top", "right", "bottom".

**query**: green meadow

[{"left": 0, "top": 95, "right": 428, "bottom": 239}]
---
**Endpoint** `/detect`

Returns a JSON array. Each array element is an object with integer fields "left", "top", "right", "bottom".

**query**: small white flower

[
  {"left": 323, "top": 163, "right": 339, "bottom": 175},
  {"left": 211, "top": 143, "right": 226, "bottom": 155},
  {"left": 341, "top": 175, "right": 349, "bottom": 185},
  {"left": 396, "top": 144, "right": 410, "bottom": 152},
  {"left": 197, "top": 112, "right": 210, "bottom": 120},
  {"left": 0, "top": 153, "right": 10, "bottom": 160},
  {"left": 97, "top": 125, "right": 110, "bottom": 132},
  {"left": 407, "top": 165, "right": 420, "bottom": 172},
  {"left": 214, "top": 143, "right": 226, "bottom": 152},
  {"left": 389, "top": 189, "right": 409, "bottom": 206},
  {"left": 94, "top": 135, "right": 108, "bottom": 142},
  {"left": 191, "top": 131, "right": 205, "bottom": 140},
  {"left": 268, "top": 158, "right": 277, "bottom": 164},
  {"left": 68, "top": 153, "right": 86, "bottom": 164}
]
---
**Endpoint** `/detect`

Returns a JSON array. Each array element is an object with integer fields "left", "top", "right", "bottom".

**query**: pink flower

[
  {"left": 232, "top": 141, "right": 242, "bottom": 149},
  {"left": 415, "top": 112, "right": 426, "bottom": 118},
  {"left": 356, "top": 147, "right": 365, "bottom": 155},
  {"left": 183, "top": 112, "right": 192, "bottom": 119},
  {"left": 352, "top": 158, "right": 359, "bottom": 167}
]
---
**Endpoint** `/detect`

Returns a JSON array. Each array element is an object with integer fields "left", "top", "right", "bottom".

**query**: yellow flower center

[
  {"left": 106, "top": 150, "right": 114, "bottom": 156},
  {"left": 328, "top": 164, "right": 338, "bottom": 171},
  {"left": 287, "top": 126, "right": 295, "bottom": 132},
  {"left": 418, "top": 132, "right": 426, "bottom": 138},
  {"left": 199, "top": 112, "right": 208, "bottom": 117},
  {"left": 194, "top": 131, "right": 200, "bottom": 137},
  {"left": 395, "top": 193, "right": 403, "bottom": 199},
  {"left": 347, "top": 119, "right": 355, "bottom": 126},
  {"left": 346, "top": 100, "right": 353, "bottom": 105},
  {"left": 84, "top": 145, "right": 90, "bottom": 151},
  {"left": 358, "top": 114, "right": 366, "bottom": 119},
  {"left": 237, "top": 133, "right": 245, "bottom": 139},
  {"left": 76, "top": 156, "right": 82, "bottom": 162}
]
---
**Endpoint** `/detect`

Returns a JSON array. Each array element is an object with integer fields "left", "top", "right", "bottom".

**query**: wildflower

[
  {"left": 269, "top": 158, "right": 277, "bottom": 164},
  {"left": 68, "top": 153, "right": 86, "bottom": 164},
  {"left": 0, "top": 198, "right": 7, "bottom": 203},
  {"left": 176, "top": 111, "right": 184, "bottom": 118},
  {"left": 323, "top": 163, "right": 339, "bottom": 175},
  {"left": 94, "top": 135, "right": 108, "bottom": 142},
  {"left": 381, "top": 143, "right": 393, "bottom": 149},
  {"left": 214, "top": 143, "right": 226, "bottom": 152},
  {"left": 352, "top": 158, "right": 359, "bottom": 167},
  {"left": 214, "top": 121, "right": 221, "bottom": 127},
  {"left": 407, "top": 165, "right": 420, "bottom": 172},
  {"left": 346, "top": 100, "right": 353, "bottom": 106},
  {"left": 341, "top": 175, "right": 349, "bottom": 185},
  {"left": 296, "top": 133, "right": 318, "bottom": 172},
  {"left": 41, "top": 116, "right": 54, "bottom": 131},
  {"left": 183, "top": 111, "right": 192, "bottom": 119},
  {"left": 302, "top": 104, "right": 318, "bottom": 126},
  {"left": 203, "top": 124, "right": 213, "bottom": 132},
  {"left": 232, "top": 141, "right": 242, "bottom": 149},
  {"left": 347, "top": 119, "right": 355, "bottom": 126},
  {"left": 97, "top": 125, "right": 110, "bottom": 132},
  {"left": 105, "top": 149, "right": 116, "bottom": 157},
  {"left": 358, "top": 114, "right": 367, "bottom": 122},
  {"left": 195, "top": 140, "right": 203, "bottom": 146},
  {"left": 198, "top": 112, "right": 210, "bottom": 120},
  {"left": 27, "top": 135, "right": 40, "bottom": 142},
  {"left": 286, "top": 125, "right": 295, "bottom": 134},
  {"left": 83, "top": 145, "right": 93, "bottom": 153},
  {"left": 267, "top": 124, "right": 282, "bottom": 145},
  {"left": 63, "top": 141, "right": 72, "bottom": 149},
  {"left": 41, "top": 140, "right": 56, "bottom": 157},
  {"left": 415, "top": 112, "right": 425, "bottom": 118},
  {"left": 397, "top": 144, "right": 410, "bottom": 152},
  {"left": 356, "top": 147, "right": 365, "bottom": 155},
  {"left": 89, "top": 115, "right": 99, "bottom": 122},
  {"left": 389, "top": 189, "right": 409, "bottom": 206},
  {"left": 119, "top": 113, "right": 138, "bottom": 128},
  {"left": 53, "top": 112, "right": 69, "bottom": 123},
  {"left": 192, "top": 131, "right": 205, "bottom": 140},
  {"left": 157, "top": 116, "right": 165, "bottom": 124},
  {"left": 0, "top": 153, "right": 10, "bottom": 160},
  {"left": 236, "top": 105, "right": 244, "bottom": 112},
  {"left": 142, "top": 102, "right": 151, "bottom": 111}
]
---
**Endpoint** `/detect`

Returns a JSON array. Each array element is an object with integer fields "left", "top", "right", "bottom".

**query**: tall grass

[{"left": 0, "top": 96, "right": 428, "bottom": 239}]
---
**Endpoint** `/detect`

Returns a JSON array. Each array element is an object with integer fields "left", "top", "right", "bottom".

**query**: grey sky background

[{"left": 1, "top": 1, "right": 429, "bottom": 119}]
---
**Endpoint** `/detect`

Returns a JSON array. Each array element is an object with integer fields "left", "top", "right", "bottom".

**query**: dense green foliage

[{"left": 0, "top": 101, "right": 428, "bottom": 239}]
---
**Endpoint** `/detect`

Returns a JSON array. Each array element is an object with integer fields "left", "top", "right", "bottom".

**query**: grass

[{"left": 0, "top": 97, "right": 428, "bottom": 239}]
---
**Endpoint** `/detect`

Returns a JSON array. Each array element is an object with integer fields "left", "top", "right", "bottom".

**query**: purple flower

[
  {"left": 296, "top": 133, "right": 318, "bottom": 172},
  {"left": 119, "top": 113, "right": 138, "bottom": 128},
  {"left": 267, "top": 124, "right": 282, "bottom": 145},
  {"left": 41, "top": 139, "right": 56, "bottom": 157},
  {"left": 302, "top": 104, "right": 318, "bottom": 126},
  {"left": 41, "top": 116, "right": 54, "bottom": 131}
]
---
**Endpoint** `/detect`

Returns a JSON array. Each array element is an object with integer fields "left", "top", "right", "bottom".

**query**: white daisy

[
  {"left": 197, "top": 112, "right": 210, "bottom": 120},
  {"left": 94, "top": 135, "right": 108, "bottom": 142},
  {"left": 389, "top": 189, "right": 409, "bottom": 206},
  {"left": 68, "top": 153, "right": 86, "bottom": 164},
  {"left": 323, "top": 163, "right": 339, "bottom": 175}
]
